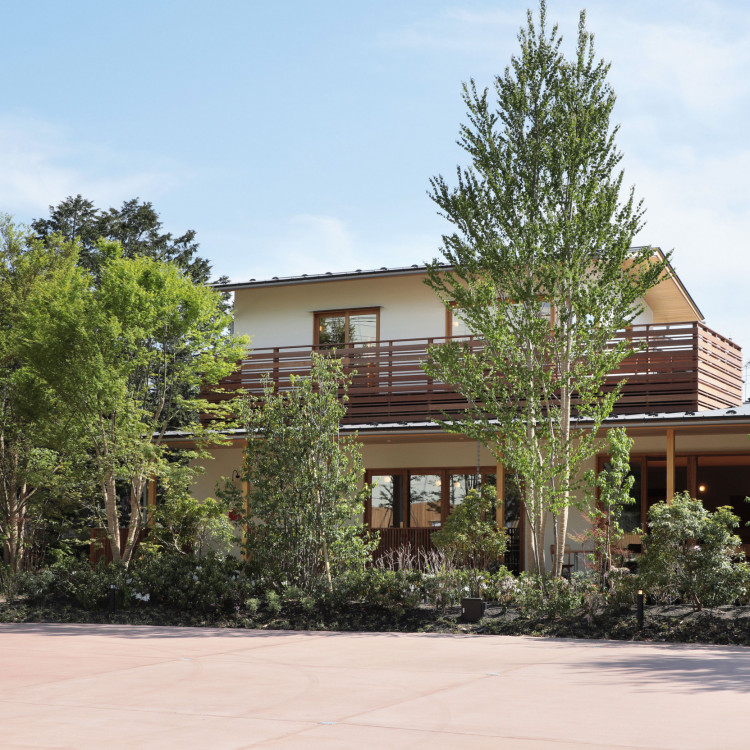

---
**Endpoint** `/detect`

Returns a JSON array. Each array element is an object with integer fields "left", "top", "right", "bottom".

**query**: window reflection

[
  {"left": 409, "top": 474, "right": 442, "bottom": 527},
  {"left": 450, "top": 308, "right": 472, "bottom": 337},
  {"left": 449, "top": 473, "right": 480, "bottom": 512},
  {"left": 504, "top": 475, "right": 521, "bottom": 527},
  {"left": 318, "top": 315, "right": 348, "bottom": 348},
  {"left": 349, "top": 313, "right": 377, "bottom": 346},
  {"left": 316, "top": 310, "right": 378, "bottom": 349},
  {"left": 371, "top": 475, "right": 403, "bottom": 528}
]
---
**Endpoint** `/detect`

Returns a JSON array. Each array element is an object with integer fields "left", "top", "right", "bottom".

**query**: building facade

[{"left": 186, "top": 259, "right": 748, "bottom": 572}]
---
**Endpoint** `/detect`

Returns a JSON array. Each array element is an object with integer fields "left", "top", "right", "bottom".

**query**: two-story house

[{"left": 183, "top": 255, "right": 748, "bottom": 572}]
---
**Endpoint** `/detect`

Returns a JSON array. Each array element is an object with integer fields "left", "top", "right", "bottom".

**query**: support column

[
  {"left": 687, "top": 455, "right": 698, "bottom": 499},
  {"left": 666, "top": 428, "right": 675, "bottom": 504}
]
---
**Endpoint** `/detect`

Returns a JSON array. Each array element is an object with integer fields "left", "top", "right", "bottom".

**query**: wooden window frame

[
  {"left": 365, "top": 466, "right": 504, "bottom": 529},
  {"left": 446, "top": 300, "right": 554, "bottom": 338},
  {"left": 592, "top": 452, "right": 750, "bottom": 540},
  {"left": 313, "top": 307, "right": 380, "bottom": 347}
]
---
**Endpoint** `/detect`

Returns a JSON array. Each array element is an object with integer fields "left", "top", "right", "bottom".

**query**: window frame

[
  {"left": 313, "top": 307, "right": 380, "bottom": 348},
  {"left": 446, "top": 299, "right": 554, "bottom": 338},
  {"left": 365, "top": 466, "right": 506, "bottom": 529}
]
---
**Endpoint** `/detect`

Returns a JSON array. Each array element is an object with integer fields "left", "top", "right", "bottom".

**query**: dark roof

[{"left": 163, "top": 403, "right": 750, "bottom": 443}]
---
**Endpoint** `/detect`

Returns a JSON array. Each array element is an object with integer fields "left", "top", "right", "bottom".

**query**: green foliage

[
  {"left": 432, "top": 487, "right": 506, "bottom": 595},
  {"left": 146, "top": 464, "right": 241, "bottom": 558},
  {"left": 240, "top": 353, "right": 375, "bottom": 593},
  {"left": 14, "top": 250, "right": 247, "bottom": 565},
  {"left": 17, "top": 555, "right": 127, "bottom": 610},
  {"left": 0, "top": 217, "right": 80, "bottom": 572},
  {"left": 124, "top": 552, "right": 252, "bottom": 613},
  {"left": 638, "top": 494, "right": 748, "bottom": 610},
  {"left": 265, "top": 590, "right": 282, "bottom": 615},
  {"left": 32, "top": 195, "right": 212, "bottom": 285},
  {"left": 422, "top": 2, "right": 669, "bottom": 576},
  {"left": 582, "top": 428, "right": 636, "bottom": 585},
  {"left": 335, "top": 568, "right": 424, "bottom": 614}
]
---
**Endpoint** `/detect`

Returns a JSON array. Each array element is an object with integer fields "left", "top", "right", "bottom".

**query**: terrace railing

[{"left": 206, "top": 322, "right": 742, "bottom": 424}]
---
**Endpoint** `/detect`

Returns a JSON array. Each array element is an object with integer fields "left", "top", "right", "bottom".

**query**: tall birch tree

[{"left": 424, "top": 2, "right": 667, "bottom": 576}]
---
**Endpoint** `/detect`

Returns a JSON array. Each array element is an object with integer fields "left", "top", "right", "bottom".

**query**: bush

[
  {"left": 128, "top": 552, "right": 253, "bottom": 614},
  {"left": 17, "top": 555, "right": 126, "bottom": 610},
  {"left": 240, "top": 355, "right": 376, "bottom": 593},
  {"left": 637, "top": 494, "right": 748, "bottom": 610},
  {"left": 432, "top": 487, "right": 506, "bottom": 596}
]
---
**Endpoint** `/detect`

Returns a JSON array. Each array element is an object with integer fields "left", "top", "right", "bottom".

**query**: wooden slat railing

[{"left": 206, "top": 322, "right": 742, "bottom": 423}]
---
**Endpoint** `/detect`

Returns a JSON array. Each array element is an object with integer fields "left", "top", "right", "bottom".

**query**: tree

[
  {"left": 423, "top": 2, "right": 668, "bottom": 577},
  {"left": 0, "top": 217, "right": 76, "bottom": 572},
  {"left": 240, "top": 354, "right": 373, "bottom": 593},
  {"left": 15, "top": 249, "right": 246, "bottom": 566},
  {"left": 583, "top": 427, "right": 635, "bottom": 588},
  {"left": 33, "top": 196, "right": 229, "bottom": 435},
  {"left": 32, "top": 195, "right": 213, "bottom": 284}
]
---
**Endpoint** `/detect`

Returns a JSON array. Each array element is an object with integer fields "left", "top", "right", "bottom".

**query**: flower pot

[{"left": 460, "top": 597, "right": 485, "bottom": 623}]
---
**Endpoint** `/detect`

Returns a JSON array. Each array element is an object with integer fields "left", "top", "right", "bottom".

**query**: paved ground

[{"left": 1, "top": 624, "right": 748, "bottom": 749}]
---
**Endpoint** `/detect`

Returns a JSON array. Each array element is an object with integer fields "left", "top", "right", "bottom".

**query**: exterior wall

[
  {"left": 233, "top": 273, "right": 447, "bottom": 348},
  {"left": 232, "top": 273, "right": 657, "bottom": 349},
  {"left": 190, "top": 446, "right": 244, "bottom": 502},
  {"left": 362, "top": 438, "right": 496, "bottom": 469},
  {"left": 190, "top": 423, "right": 750, "bottom": 572}
]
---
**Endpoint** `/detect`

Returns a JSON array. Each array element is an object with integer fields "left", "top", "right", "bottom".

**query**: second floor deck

[{"left": 208, "top": 322, "right": 743, "bottom": 425}]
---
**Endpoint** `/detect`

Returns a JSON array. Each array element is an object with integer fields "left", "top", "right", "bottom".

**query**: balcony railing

[{"left": 206, "top": 322, "right": 742, "bottom": 424}]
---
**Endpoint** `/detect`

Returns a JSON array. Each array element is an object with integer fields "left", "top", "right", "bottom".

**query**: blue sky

[{"left": 2, "top": 0, "right": 749, "bottom": 364}]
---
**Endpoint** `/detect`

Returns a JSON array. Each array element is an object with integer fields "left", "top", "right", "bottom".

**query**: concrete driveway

[{"left": 0, "top": 623, "right": 747, "bottom": 749}]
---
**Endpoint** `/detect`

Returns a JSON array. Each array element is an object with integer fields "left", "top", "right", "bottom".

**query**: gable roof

[{"left": 214, "top": 247, "right": 703, "bottom": 320}]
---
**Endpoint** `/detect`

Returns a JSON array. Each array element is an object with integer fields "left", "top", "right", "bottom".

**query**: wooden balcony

[{"left": 207, "top": 322, "right": 742, "bottom": 424}]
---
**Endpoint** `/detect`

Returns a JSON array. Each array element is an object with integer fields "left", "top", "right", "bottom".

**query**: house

[{"left": 183, "top": 256, "right": 748, "bottom": 573}]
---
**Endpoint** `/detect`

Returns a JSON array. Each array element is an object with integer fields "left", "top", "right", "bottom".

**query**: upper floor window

[
  {"left": 314, "top": 307, "right": 379, "bottom": 349},
  {"left": 446, "top": 300, "right": 553, "bottom": 338}
]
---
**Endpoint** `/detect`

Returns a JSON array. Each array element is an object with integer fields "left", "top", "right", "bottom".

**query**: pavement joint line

[
  {"left": 0, "top": 697, "right": 327, "bottom": 728},
  {"left": 252, "top": 714, "right": 660, "bottom": 749},
  {"left": 318, "top": 719, "right": 663, "bottom": 749}
]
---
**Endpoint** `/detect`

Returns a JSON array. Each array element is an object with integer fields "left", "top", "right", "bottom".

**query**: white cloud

[{"left": 0, "top": 111, "right": 181, "bottom": 217}]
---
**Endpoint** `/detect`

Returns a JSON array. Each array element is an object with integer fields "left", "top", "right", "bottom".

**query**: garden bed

[{"left": 3, "top": 597, "right": 750, "bottom": 647}]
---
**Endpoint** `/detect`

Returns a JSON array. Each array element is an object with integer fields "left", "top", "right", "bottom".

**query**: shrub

[
  {"left": 128, "top": 552, "right": 253, "bottom": 613},
  {"left": 240, "top": 355, "right": 375, "bottom": 593},
  {"left": 637, "top": 494, "right": 748, "bottom": 610},
  {"left": 16, "top": 555, "right": 126, "bottom": 610},
  {"left": 432, "top": 487, "right": 506, "bottom": 596}
]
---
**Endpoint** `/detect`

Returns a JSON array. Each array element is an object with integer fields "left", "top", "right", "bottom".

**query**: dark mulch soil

[{"left": 2, "top": 598, "right": 750, "bottom": 646}]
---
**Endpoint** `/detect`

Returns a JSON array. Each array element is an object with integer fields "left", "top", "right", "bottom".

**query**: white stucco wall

[
  {"left": 233, "top": 273, "right": 447, "bottom": 349},
  {"left": 190, "top": 446, "right": 244, "bottom": 502},
  {"left": 232, "top": 273, "right": 656, "bottom": 349}
]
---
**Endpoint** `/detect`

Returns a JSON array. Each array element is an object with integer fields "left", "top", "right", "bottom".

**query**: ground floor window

[
  {"left": 597, "top": 453, "right": 750, "bottom": 543},
  {"left": 365, "top": 467, "right": 519, "bottom": 530}
]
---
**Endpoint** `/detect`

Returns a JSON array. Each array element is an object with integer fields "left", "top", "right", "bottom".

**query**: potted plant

[{"left": 433, "top": 486, "right": 507, "bottom": 622}]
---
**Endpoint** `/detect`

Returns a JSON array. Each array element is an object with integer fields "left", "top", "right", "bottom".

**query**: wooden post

[
  {"left": 496, "top": 460, "right": 504, "bottom": 528},
  {"left": 687, "top": 455, "right": 698, "bottom": 499},
  {"left": 666, "top": 428, "right": 675, "bottom": 504}
]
